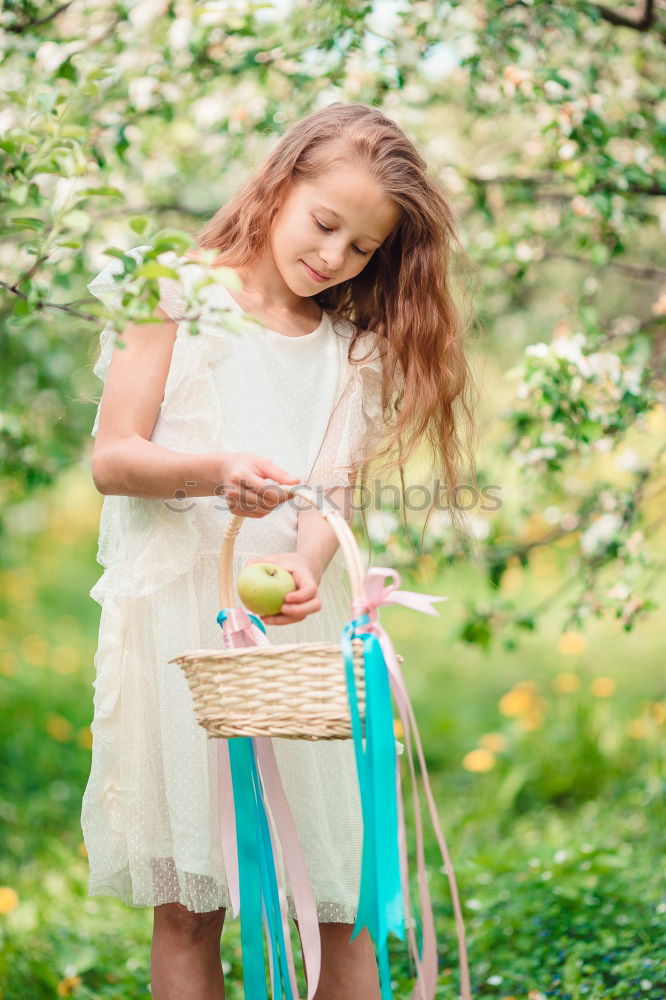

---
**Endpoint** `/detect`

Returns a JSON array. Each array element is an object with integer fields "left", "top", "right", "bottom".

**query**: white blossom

[
  {"left": 561, "top": 513, "right": 579, "bottom": 531},
  {"left": 622, "top": 366, "right": 643, "bottom": 395},
  {"left": 128, "top": 76, "right": 158, "bottom": 112},
  {"left": 525, "top": 342, "right": 549, "bottom": 358},
  {"left": 580, "top": 513, "right": 622, "bottom": 556},
  {"left": 558, "top": 141, "right": 578, "bottom": 160},
  {"left": 587, "top": 351, "right": 621, "bottom": 382},
  {"left": 168, "top": 16, "right": 192, "bottom": 50},
  {"left": 552, "top": 334, "right": 592, "bottom": 375},
  {"left": 544, "top": 79, "right": 565, "bottom": 100},
  {"left": 615, "top": 448, "right": 640, "bottom": 472}
]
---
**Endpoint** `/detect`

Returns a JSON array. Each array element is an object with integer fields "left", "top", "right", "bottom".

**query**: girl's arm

[
  {"left": 92, "top": 311, "right": 299, "bottom": 505},
  {"left": 91, "top": 310, "right": 223, "bottom": 499},
  {"left": 296, "top": 483, "right": 354, "bottom": 584}
]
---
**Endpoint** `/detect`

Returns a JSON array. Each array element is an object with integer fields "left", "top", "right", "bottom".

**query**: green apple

[{"left": 237, "top": 562, "right": 297, "bottom": 616}]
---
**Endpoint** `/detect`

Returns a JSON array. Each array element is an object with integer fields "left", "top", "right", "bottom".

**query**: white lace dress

[{"left": 80, "top": 245, "right": 385, "bottom": 919}]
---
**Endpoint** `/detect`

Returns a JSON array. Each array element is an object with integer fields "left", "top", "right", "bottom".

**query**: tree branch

[
  {"left": 467, "top": 171, "right": 666, "bottom": 198},
  {"left": 0, "top": 281, "right": 100, "bottom": 322},
  {"left": 6, "top": 1, "right": 76, "bottom": 33},
  {"left": 594, "top": 0, "right": 654, "bottom": 32},
  {"left": 543, "top": 252, "right": 666, "bottom": 281}
]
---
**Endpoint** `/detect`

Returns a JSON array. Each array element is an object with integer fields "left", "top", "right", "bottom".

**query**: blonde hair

[{"left": 194, "top": 101, "right": 481, "bottom": 556}]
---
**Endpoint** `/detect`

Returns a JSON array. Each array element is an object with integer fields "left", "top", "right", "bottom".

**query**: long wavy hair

[{"left": 193, "top": 101, "right": 481, "bottom": 558}]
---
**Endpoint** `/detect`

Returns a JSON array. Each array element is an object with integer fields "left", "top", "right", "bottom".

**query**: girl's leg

[
  {"left": 150, "top": 902, "right": 226, "bottom": 1000},
  {"left": 294, "top": 920, "right": 380, "bottom": 1000}
]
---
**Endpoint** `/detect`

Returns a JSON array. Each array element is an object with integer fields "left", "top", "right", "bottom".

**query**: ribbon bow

[
  {"left": 217, "top": 607, "right": 271, "bottom": 648},
  {"left": 354, "top": 566, "right": 448, "bottom": 622},
  {"left": 342, "top": 566, "right": 472, "bottom": 1000}
]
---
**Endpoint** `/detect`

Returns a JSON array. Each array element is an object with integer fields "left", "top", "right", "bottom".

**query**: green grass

[{"left": 0, "top": 469, "right": 664, "bottom": 999}]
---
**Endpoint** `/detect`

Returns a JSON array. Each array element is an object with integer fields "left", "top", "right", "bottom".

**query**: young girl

[{"left": 82, "top": 101, "right": 476, "bottom": 999}]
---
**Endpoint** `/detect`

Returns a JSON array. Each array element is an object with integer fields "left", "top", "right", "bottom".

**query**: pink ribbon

[
  {"left": 216, "top": 607, "right": 322, "bottom": 999},
  {"left": 359, "top": 566, "right": 448, "bottom": 618},
  {"left": 351, "top": 567, "right": 473, "bottom": 1000},
  {"left": 216, "top": 611, "right": 271, "bottom": 917},
  {"left": 220, "top": 607, "right": 272, "bottom": 648}
]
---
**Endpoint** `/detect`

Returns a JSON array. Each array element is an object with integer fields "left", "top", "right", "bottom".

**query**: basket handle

[{"left": 218, "top": 486, "right": 367, "bottom": 612}]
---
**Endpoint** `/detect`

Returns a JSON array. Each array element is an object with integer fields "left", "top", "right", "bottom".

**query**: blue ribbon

[
  {"left": 220, "top": 607, "right": 293, "bottom": 999},
  {"left": 249, "top": 745, "right": 294, "bottom": 999},
  {"left": 341, "top": 613, "right": 405, "bottom": 1000},
  {"left": 227, "top": 736, "right": 295, "bottom": 1000},
  {"left": 217, "top": 608, "right": 267, "bottom": 634}
]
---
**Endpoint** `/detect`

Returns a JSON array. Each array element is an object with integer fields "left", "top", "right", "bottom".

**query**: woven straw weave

[{"left": 170, "top": 486, "right": 380, "bottom": 740}]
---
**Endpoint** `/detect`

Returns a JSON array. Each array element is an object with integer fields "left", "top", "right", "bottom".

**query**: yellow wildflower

[
  {"left": 479, "top": 732, "right": 507, "bottom": 753},
  {"left": 0, "top": 887, "right": 19, "bottom": 914},
  {"left": 463, "top": 748, "right": 495, "bottom": 773},
  {"left": 53, "top": 645, "right": 80, "bottom": 675},
  {"left": 499, "top": 689, "right": 534, "bottom": 716},
  {"left": 557, "top": 631, "right": 588, "bottom": 656},
  {"left": 518, "top": 710, "right": 545, "bottom": 732},
  {"left": 514, "top": 680, "right": 539, "bottom": 693},
  {"left": 590, "top": 677, "right": 616, "bottom": 698},
  {"left": 628, "top": 718, "right": 649, "bottom": 739},
  {"left": 553, "top": 672, "right": 580, "bottom": 693},
  {"left": 20, "top": 633, "right": 48, "bottom": 666},
  {"left": 77, "top": 727, "right": 93, "bottom": 750},
  {"left": 57, "top": 976, "right": 82, "bottom": 997},
  {"left": 45, "top": 715, "right": 73, "bottom": 742},
  {"left": 650, "top": 702, "right": 665, "bottom": 725}
]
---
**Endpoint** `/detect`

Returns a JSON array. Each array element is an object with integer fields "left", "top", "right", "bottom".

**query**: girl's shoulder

[
  {"left": 87, "top": 244, "right": 224, "bottom": 324},
  {"left": 86, "top": 243, "right": 152, "bottom": 311}
]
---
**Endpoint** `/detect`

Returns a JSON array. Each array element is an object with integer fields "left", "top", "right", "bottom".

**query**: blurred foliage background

[{"left": 1, "top": 0, "right": 665, "bottom": 997}]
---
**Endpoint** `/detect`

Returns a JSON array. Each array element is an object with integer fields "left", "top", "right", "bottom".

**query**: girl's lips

[{"left": 301, "top": 260, "right": 329, "bottom": 282}]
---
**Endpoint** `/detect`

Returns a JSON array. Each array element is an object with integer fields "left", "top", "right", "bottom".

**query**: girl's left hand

[{"left": 243, "top": 553, "right": 322, "bottom": 626}]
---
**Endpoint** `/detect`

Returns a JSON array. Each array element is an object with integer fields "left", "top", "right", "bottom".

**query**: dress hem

[{"left": 87, "top": 879, "right": 359, "bottom": 923}]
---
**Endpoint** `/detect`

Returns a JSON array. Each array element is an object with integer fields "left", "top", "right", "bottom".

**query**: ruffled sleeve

[
  {"left": 87, "top": 244, "right": 152, "bottom": 437},
  {"left": 305, "top": 326, "right": 385, "bottom": 492},
  {"left": 353, "top": 336, "right": 385, "bottom": 472},
  {"left": 87, "top": 244, "right": 231, "bottom": 440}
]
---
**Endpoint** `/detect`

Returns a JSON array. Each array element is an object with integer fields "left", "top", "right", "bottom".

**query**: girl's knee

[{"left": 153, "top": 902, "right": 226, "bottom": 940}]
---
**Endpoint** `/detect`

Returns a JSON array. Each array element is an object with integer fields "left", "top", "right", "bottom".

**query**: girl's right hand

[{"left": 214, "top": 452, "right": 302, "bottom": 518}]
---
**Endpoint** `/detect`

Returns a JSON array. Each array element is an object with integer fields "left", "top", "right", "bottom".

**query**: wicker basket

[{"left": 169, "top": 486, "right": 399, "bottom": 741}]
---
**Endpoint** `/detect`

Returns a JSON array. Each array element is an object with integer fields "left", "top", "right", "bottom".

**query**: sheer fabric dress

[{"left": 80, "top": 245, "right": 385, "bottom": 919}]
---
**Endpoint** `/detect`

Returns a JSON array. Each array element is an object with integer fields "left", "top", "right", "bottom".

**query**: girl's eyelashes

[{"left": 313, "top": 218, "right": 370, "bottom": 256}]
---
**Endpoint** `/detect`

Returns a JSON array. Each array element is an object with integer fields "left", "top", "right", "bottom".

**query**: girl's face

[{"left": 269, "top": 166, "right": 401, "bottom": 295}]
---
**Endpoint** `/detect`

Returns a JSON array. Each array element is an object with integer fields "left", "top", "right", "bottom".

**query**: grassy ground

[{"left": 0, "top": 467, "right": 664, "bottom": 999}]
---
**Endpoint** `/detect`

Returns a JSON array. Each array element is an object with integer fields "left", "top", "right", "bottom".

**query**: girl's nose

[{"left": 319, "top": 240, "right": 346, "bottom": 273}]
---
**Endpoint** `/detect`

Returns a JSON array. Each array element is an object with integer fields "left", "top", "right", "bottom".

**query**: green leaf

[
  {"left": 152, "top": 229, "right": 194, "bottom": 254},
  {"left": 10, "top": 217, "right": 43, "bottom": 230},
  {"left": 129, "top": 215, "right": 151, "bottom": 235},
  {"left": 78, "top": 186, "right": 125, "bottom": 199},
  {"left": 3, "top": 89, "right": 27, "bottom": 107},
  {"left": 12, "top": 297, "right": 31, "bottom": 317},
  {"left": 137, "top": 262, "right": 181, "bottom": 279}
]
